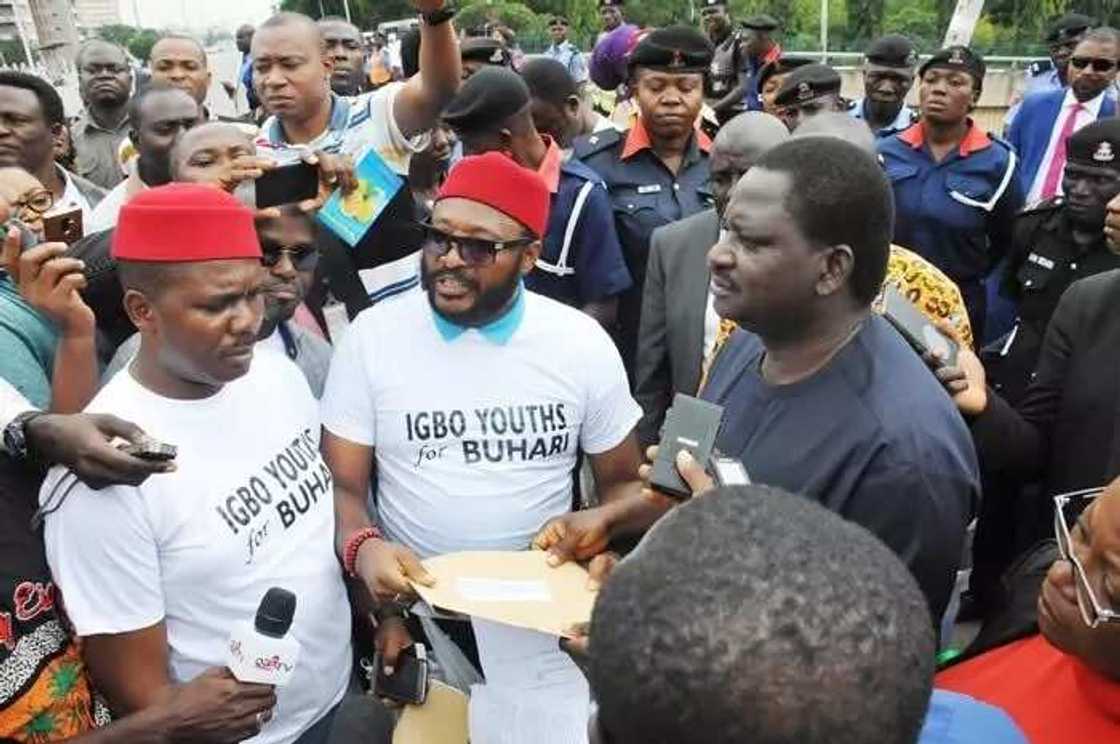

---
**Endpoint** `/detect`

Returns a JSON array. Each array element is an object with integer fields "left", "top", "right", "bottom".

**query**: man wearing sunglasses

[
  {"left": 1005, "top": 13, "right": 1095, "bottom": 129},
  {"left": 1009, "top": 27, "right": 1120, "bottom": 205},
  {"left": 938, "top": 478, "right": 1120, "bottom": 741},
  {"left": 322, "top": 152, "right": 652, "bottom": 690}
]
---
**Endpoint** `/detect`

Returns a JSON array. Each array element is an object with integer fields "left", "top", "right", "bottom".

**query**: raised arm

[{"left": 393, "top": 0, "right": 462, "bottom": 138}]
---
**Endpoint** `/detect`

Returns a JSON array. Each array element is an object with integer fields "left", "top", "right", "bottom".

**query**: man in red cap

[
  {"left": 322, "top": 153, "right": 658, "bottom": 692},
  {"left": 39, "top": 183, "right": 353, "bottom": 744}
]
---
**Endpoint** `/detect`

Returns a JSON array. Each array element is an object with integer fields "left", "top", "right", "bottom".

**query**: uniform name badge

[{"left": 637, "top": 184, "right": 663, "bottom": 194}]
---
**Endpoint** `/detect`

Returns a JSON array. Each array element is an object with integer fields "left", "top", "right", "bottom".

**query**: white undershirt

[
  {"left": 702, "top": 230, "right": 727, "bottom": 361},
  {"left": 1027, "top": 88, "right": 1106, "bottom": 204}
]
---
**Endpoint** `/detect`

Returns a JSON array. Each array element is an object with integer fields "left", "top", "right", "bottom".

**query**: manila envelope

[
  {"left": 410, "top": 550, "right": 597, "bottom": 638},
  {"left": 393, "top": 680, "right": 469, "bottom": 744}
]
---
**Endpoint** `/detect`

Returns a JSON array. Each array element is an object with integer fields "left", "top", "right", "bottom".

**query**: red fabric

[
  {"left": 537, "top": 135, "right": 563, "bottom": 194},
  {"left": 898, "top": 119, "right": 992, "bottom": 157},
  {"left": 112, "top": 183, "right": 261, "bottom": 262},
  {"left": 438, "top": 152, "right": 551, "bottom": 237},
  {"left": 1041, "top": 102, "right": 1083, "bottom": 199},
  {"left": 937, "top": 634, "right": 1120, "bottom": 742},
  {"left": 621, "top": 117, "right": 713, "bottom": 160}
]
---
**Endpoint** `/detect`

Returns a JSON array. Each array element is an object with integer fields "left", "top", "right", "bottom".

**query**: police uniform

[
  {"left": 702, "top": 1, "right": 747, "bottom": 122},
  {"left": 741, "top": 14, "right": 782, "bottom": 111},
  {"left": 574, "top": 26, "right": 715, "bottom": 377},
  {"left": 850, "top": 34, "right": 919, "bottom": 138},
  {"left": 772, "top": 63, "right": 843, "bottom": 121},
  {"left": 877, "top": 47, "right": 1024, "bottom": 340},
  {"left": 987, "top": 122, "right": 1120, "bottom": 405}
]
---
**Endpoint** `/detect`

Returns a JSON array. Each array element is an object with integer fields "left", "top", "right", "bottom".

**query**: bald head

[
  {"left": 793, "top": 112, "right": 877, "bottom": 156},
  {"left": 256, "top": 11, "right": 323, "bottom": 50},
  {"left": 710, "top": 111, "right": 789, "bottom": 218}
]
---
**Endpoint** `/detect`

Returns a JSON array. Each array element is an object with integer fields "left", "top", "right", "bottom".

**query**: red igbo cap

[
  {"left": 112, "top": 183, "right": 261, "bottom": 262},
  {"left": 437, "top": 152, "right": 550, "bottom": 238}
]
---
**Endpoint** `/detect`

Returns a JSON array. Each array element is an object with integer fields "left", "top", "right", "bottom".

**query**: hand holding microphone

[{"left": 227, "top": 587, "right": 302, "bottom": 687}]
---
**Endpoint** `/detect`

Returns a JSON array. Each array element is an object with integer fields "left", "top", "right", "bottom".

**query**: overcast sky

[{"left": 119, "top": 0, "right": 279, "bottom": 32}]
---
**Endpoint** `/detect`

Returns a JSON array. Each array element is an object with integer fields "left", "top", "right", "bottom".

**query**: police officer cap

[
  {"left": 699, "top": 0, "right": 727, "bottom": 8},
  {"left": 866, "top": 34, "right": 917, "bottom": 68},
  {"left": 461, "top": 37, "right": 511, "bottom": 66},
  {"left": 1046, "top": 13, "right": 1095, "bottom": 44},
  {"left": 757, "top": 56, "right": 813, "bottom": 93},
  {"left": 743, "top": 14, "right": 779, "bottom": 31},
  {"left": 442, "top": 65, "right": 530, "bottom": 133},
  {"left": 550, "top": 15, "right": 569, "bottom": 25},
  {"left": 773, "top": 63, "right": 841, "bottom": 107},
  {"left": 599, "top": 0, "right": 624, "bottom": 8},
  {"left": 1067, "top": 117, "right": 1120, "bottom": 169},
  {"left": 628, "top": 25, "right": 714, "bottom": 73},
  {"left": 919, "top": 46, "right": 986, "bottom": 90}
]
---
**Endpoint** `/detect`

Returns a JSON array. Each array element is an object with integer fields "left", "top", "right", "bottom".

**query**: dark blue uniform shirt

[
  {"left": 701, "top": 317, "right": 980, "bottom": 620},
  {"left": 527, "top": 138, "right": 632, "bottom": 307},
  {"left": 574, "top": 121, "right": 712, "bottom": 376},
  {"left": 878, "top": 121, "right": 1023, "bottom": 338}
]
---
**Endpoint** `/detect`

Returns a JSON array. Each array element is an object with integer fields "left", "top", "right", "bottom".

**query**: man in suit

[
  {"left": 1009, "top": 27, "right": 1120, "bottom": 204},
  {"left": 635, "top": 112, "right": 788, "bottom": 445}
]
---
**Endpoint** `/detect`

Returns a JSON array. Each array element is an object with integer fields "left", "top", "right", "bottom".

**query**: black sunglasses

[
  {"left": 260, "top": 245, "right": 319, "bottom": 271},
  {"left": 1070, "top": 56, "right": 1117, "bottom": 72},
  {"left": 416, "top": 220, "right": 534, "bottom": 267}
]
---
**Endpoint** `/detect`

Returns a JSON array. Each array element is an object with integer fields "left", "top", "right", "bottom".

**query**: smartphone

[
  {"left": 119, "top": 440, "right": 178, "bottom": 462},
  {"left": 42, "top": 207, "right": 83, "bottom": 245},
  {"left": 254, "top": 161, "right": 319, "bottom": 209},
  {"left": 373, "top": 644, "right": 428, "bottom": 705},
  {"left": 881, "top": 286, "right": 959, "bottom": 367},
  {"left": 651, "top": 394, "right": 725, "bottom": 500}
]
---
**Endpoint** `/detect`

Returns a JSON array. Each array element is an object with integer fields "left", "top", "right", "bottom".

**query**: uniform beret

[
  {"left": 549, "top": 15, "right": 569, "bottom": 25},
  {"left": 628, "top": 25, "right": 713, "bottom": 73},
  {"left": 599, "top": 0, "right": 624, "bottom": 7},
  {"left": 461, "top": 37, "right": 511, "bottom": 65},
  {"left": 1067, "top": 117, "right": 1120, "bottom": 169},
  {"left": 442, "top": 65, "right": 529, "bottom": 134},
  {"left": 919, "top": 46, "right": 986, "bottom": 90},
  {"left": 865, "top": 34, "right": 917, "bottom": 68},
  {"left": 773, "top": 63, "right": 841, "bottom": 107},
  {"left": 1046, "top": 13, "right": 1095, "bottom": 44},
  {"left": 743, "top": 14, "right": 779, "bottom": 31},
  {"left": 757, "top": 56, "right": 814, "bottom": 93},
  {"left": 699, "top": 0, "right": 727, "bottom": 8}
]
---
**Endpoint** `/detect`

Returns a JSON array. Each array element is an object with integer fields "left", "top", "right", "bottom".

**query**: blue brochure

[{"left": 317, "top": 148, "right": 404, "bottom": 247}]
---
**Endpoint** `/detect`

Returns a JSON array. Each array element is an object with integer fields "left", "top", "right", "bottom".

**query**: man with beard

[
  {"left": 72, "top": 40, "right": 134, "bottom": 190},
  {"left": 700, "top": 0, "right": 750, "bottom": 125},
  {"left": 319, "top": 16, "right": 367, "bottom": 97},
  {"left": 89, "top": 85, "right": 202, "bottom": 232},
  {"left": 1005, "top": 13, "right": 1095, "bottom": 128},
  {"left": 851, "top": 35, "right": 918, "bottom": 137},
  {"left": 1010, "top": 27, "right": 1120, "bottom": 204},
  {"left": 321, "top": 153, "right": 652, "bottom": 682},
  {"left": 575, "top": 26, "right": 714, "bottom": 378}
]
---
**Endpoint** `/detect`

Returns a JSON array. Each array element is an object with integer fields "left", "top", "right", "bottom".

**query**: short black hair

[
  {"left": 118, "top": 259, "right": 185, "bottom": 298},
  {"left": 127, "top": 83, "right": 194, "bottom": 129},
  {"left": 520, "top": 57, "right": 579, "bottom": 108},
  {"left": 755, "top": 137, "right": 892, "bottom": 305},
  {"left": 76, "top": 39, "right": 128, "bottom": 69},
  {"left": 0, "top": 71, "right": 65, "bottom": 127},
  {"left": 151, "top": 34, "right": 208, "bottom": 64},
  {"left": 590, "top": 485, "right": 935, "bottom": 744},
  {"left": 259, "top": 11, "right": 323, "bottom": 48}
]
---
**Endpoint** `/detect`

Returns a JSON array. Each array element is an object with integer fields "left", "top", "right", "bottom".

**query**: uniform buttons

[
  {"left": 673, "top": 183, "right": 680, "bottom": 191},
  {"left": 1024, "top": 280, "right": 1033, "bottom": 287},
  {"left": 1071, "top": 262, "right": 1078, "bottom": 270}
]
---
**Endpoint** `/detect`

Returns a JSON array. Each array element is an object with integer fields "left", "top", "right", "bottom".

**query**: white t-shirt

[
  {"left": 321, "top": 290, "right": 641, "bottom": 559},
  {"left": 41, "top": 352, "right": 351, "bottom": 744}
]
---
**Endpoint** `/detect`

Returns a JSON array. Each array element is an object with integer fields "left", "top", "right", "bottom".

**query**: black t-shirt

[{"left": 701, "top": 315, "right": 980, "bottom": 620}]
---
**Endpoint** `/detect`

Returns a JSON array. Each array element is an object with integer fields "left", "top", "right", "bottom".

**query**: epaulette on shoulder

[
  {"left": 988, "top": 132, "right": 1014, "bottom": 153},
  {"left": 572, "top": 127, "right": 622, "bottom": 160}
]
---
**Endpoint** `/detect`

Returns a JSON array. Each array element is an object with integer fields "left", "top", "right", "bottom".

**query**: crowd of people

[{"left": 3, "top": 1, "right": 1120, "bottom": 742}]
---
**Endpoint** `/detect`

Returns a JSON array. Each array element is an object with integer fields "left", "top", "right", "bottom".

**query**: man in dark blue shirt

[
  {"left": 442, "top": 67, "right": 631, "bottom": 328},
  {"left": 700, "top": 136, "right": 979, "bottom": 620}
]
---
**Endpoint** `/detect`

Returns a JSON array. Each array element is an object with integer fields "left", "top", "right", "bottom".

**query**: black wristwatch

[
  {"left": 420, "top": 3, "right": 456, "bottom": 26},
  {"left": 3, "top": 411, "right": 44, "bottom": 461}
]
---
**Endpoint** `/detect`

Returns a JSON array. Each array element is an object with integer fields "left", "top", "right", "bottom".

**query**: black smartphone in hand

[
  {"left": 373, "top": 644, "right": 429, "bottom": 705},
  {"left": 650, "top": 394, "right": 725, "bottom": 500},
  {"left": 254, "top": 162, "right": 319, "bottom": 208}
]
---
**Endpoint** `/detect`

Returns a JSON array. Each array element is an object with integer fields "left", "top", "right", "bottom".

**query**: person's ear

[
  {"left": 520, "top": 241, "right": 542, "bottom": 274},
  {"left": 816, "top": 244, "right": 854, "bottom": 297},
  {"left": 499, "top": 128, "right": 515, "bottom": 155},
  {"left": 124, "top": 288, "right": 158, "bottom": 332},
  {"left": 321, "top": 50, "right": 335, "bottom": 80},
  {"left": 566, "top": 95, "right": 582, "bottom": 117},
  {"left": 49, "top": 123, "right": 67, "bottom": 157}
]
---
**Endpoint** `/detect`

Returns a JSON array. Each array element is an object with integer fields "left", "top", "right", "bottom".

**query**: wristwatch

[
  {"left": 3, "top": 411, "right": 44, "bottom": 461},
  {"left": 420, "top": 3, "right": 456, "bottom": 26}
]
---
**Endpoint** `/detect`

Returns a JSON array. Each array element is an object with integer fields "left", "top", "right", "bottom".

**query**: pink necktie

[{"left": 1041, "top": 102, "right": 1084, "bottom": 199}]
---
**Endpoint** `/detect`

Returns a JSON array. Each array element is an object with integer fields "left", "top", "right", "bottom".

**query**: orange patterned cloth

[
  {"left": 0, "top": 623, "right": 97, "bottom": 742},
  {"left": 700, "top": 245, "right": 974, "bottom": 387}
]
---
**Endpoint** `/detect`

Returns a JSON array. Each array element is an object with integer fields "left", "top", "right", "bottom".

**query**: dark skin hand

[
  {"left": 25, "top": 413, "right": 175, "bottom": 489},
  {"left": 219, "top": 151, "right": 357, "bottom": 219}
]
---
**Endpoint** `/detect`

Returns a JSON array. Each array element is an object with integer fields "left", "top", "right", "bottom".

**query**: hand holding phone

[
  {"left": 650, "top": 395, "right": 725, "bottom": 500},
  {"left": 373, "top": 644, "right": 429, "bottom": 705},
  {"left": 881, "top": 286, "right": 959, "bottom": 367},
  {"left": 42, "top": 207, "right": 83, "bottom": 246}
]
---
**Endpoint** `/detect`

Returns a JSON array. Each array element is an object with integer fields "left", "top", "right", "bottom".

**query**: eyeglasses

[
  {"left": 416, "top": 221, "right": 534, "bottom": 267},
  {"left": 13, "top": 189, "right": 53, "bottom": 219},
  {"left": 1069, "top": 56, "right": 1117, "bottom": 72},
  {"left": 1053, "top": 487, "right": 1120, "bottom": 628},
  {"left": 260, "top": 245, "right": 318, "bottom": 271}
]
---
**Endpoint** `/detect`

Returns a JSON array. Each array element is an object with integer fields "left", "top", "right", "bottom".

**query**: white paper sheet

[{"left": 468, "top": 619, "right": 590, "bottom": 744}]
